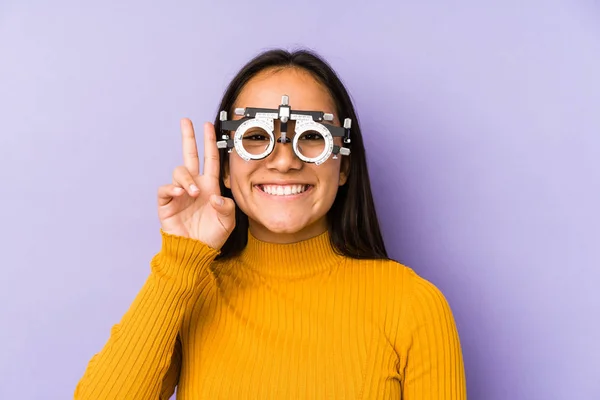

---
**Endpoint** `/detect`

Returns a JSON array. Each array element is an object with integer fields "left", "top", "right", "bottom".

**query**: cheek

[
  {"left": 227, "top": 156, "right": 258, "bottom": 208},
  {"left": 319, "top": 155, "right": 342, "bottom": 181},
  {"left": 312, "top": 162, "right": 343, "bottom": 200},
  {"left": 225, "top": 157, "right": 244, "bottom": 193},
  {"left": 227, "top": 154, "right": 252, "bottom": 184}
]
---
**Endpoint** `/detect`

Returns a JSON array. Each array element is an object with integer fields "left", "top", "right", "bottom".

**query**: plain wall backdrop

[{"left": 1, "top": 0, "right": 599, "bottom": 399}]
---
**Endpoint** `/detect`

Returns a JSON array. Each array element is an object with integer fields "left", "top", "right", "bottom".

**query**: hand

[{"left": 157, "top": 118, "right": 236, "bottom": 250}]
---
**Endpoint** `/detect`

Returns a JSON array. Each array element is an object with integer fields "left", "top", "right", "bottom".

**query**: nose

[{"left": 265, "top": 123, "right": 303, "bottom": 172}]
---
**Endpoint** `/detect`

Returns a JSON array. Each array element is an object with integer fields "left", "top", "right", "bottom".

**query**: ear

[
  {"left": 223, "top": 159, "right": 231, "bottom": 189},
  {"left": 339, "top": 156, "right": 350, "bottom": 186}
]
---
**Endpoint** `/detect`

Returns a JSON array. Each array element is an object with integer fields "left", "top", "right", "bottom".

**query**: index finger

[
  {"left": 181, "top": 118, "right": 199, "bottom": 176},
  {"left": 202, "top": 122, "right": 220, "bottom": 179}
]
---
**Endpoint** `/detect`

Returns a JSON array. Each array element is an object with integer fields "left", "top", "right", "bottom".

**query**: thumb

[{"left": 210, "top": 194, "right": 235, "bottom": 218}]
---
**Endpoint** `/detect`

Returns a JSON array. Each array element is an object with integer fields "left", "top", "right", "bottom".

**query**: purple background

[{"left": 1, "top": 1, "right": 599, "bottom": 399}]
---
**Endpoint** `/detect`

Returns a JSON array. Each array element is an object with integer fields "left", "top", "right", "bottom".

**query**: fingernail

[
  {"left": 214, "top": 195, "right": 224, "bottom": 206},
  {"left": 174, "top": 187, "right": 183, "bottom": 193},
  {"left": 190, "top": 184, "right": 199, "bottom": 192}
]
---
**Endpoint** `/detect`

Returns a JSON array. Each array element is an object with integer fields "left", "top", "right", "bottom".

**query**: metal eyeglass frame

[{"left": 216, "top": 95, "right": 351, "bottom": 165}]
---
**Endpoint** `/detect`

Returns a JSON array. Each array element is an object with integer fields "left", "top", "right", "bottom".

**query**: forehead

[{"left": 234, "top": 68, "right": 336, "bottom": 113}]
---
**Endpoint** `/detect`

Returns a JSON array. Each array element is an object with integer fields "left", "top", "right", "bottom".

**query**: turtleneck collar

[{"left": 237, "top": 230, "right": 345, "bottom": 279}]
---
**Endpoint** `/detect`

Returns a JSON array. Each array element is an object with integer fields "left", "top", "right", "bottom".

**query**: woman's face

[{"left": 223, "top": 67, "right": 348, "bottom": 243}]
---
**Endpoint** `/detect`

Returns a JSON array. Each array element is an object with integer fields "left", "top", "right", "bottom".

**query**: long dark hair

[{"left": 214, "top": 49, "right": 388, "bottom": 260}]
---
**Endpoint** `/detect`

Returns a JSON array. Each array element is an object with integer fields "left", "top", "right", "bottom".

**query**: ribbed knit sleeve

[
  {"left": 399, "top": 271, "right": 467, "bottom": 399},
  {"left": 74, "top": 231, "right": 219, "bottom": 400}
]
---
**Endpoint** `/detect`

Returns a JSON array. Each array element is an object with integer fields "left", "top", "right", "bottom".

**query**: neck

[{"left": 236, "top": 228, "right": 344, "bottom": 279}]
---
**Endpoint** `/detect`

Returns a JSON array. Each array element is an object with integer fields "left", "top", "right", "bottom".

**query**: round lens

[
  {"left": 296, "top": 130, "right": 326, "bottom": 159},
  {"left": 241, "top": 127, "right": 271, "bottom": 156}
]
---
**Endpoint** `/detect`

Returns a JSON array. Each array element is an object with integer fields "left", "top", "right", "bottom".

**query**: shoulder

[
  {"left": 379, "top": 260, "right": 455, "bottom": 324},
  {"left": 344, "top": 257, "right": 436, "bottom": 300},
  {"left": 343, "top": 257, "right": 456, "bottom": 327},
  {"left": 344, "top": 257, "right": 411, "bottom": 280},
  {"left": 397, "top": 267, "right": 459, "bottom": 345}
]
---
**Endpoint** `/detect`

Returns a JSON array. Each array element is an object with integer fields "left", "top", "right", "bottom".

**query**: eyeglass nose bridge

[
  {"left": 265, "top": 132, "right": 303, "bottom": 169},
  {"left": 276, "top": 135, "right": 292, "bottom": 144}
]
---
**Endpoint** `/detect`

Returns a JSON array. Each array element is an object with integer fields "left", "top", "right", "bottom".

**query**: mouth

[{"left": 255, "top": 184, "right": 313, "bottom": 197}]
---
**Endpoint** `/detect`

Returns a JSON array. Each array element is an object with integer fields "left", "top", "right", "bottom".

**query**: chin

[
  {"left": 260, "top": 218, "right": 309, "bottom": 234},
  {"left": 250, "top": 211, "right": 326, "bottom": 236}
]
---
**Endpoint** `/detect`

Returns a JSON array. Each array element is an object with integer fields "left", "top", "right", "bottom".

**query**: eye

[
  {"left": 242, "top": 129, "right": 270, "bottom": 141},
  {"left": 299, "top": 131, "right": 324, "bottom": 141},
  {"left": 245, "top": 134, "right": 268, "bottom": 141}
]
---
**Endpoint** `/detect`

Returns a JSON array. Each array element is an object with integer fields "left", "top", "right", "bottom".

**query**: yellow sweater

[{"left": 75, "top": 230, "right": 466, "bottom": 399}]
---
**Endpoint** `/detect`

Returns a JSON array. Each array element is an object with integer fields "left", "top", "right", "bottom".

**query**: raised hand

[{"left": 157, "top": 119, "right": 236, "bottom": 250}]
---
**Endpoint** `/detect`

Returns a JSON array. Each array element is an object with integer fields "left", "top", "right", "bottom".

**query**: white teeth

[{"left": 260, "top": 184, "right": 308, "bottom": 196}]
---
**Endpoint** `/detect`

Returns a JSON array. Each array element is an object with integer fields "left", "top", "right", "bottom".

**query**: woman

[{"left": 75, "top": 49, "right": 466, "bottom": 399}]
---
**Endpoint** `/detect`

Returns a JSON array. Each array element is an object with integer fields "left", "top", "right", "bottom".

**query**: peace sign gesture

[{"left": 157, "top": 119, "right": 236, "bottom": 250}]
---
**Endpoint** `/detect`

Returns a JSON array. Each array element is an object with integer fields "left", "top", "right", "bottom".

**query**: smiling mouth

[{"left": 256, "top": 184, "right": 312, "bottom": 196}]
